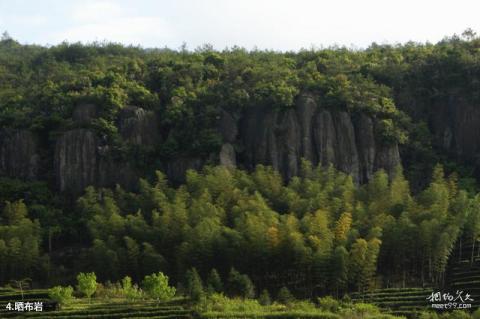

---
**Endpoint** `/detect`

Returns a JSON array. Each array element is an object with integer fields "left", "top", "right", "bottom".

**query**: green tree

[
  {"left": 142, "top": 272, "right": 176, "bottom": 302},
  {"left": 227, "top": 268, "right": 255, "bottom": 299},
  {"left": 2, "top": 200, "right": 28, "bottom": 224},
  {"left": 206, "top": 268, "right": 223, "bottom": 294},
  {"left": 48, "top": 286, "right": 74, "bottom": 308},
  {"left": 185, "top": 267, "right": 204, "bottom": 303},
  {"left": 349, "top": 239, "right": 368, "bottom": 292},
  {"left": 76, "top": 272, "right": 97, "bottom": 300},
  {"left": 334, "top": 212, "right": 352, "bottom": 244},
  {"left": 121, "top": 276, "right": 142, "bottom": 301},
  {"left": 331, "top": 245, "right": 349, "bottom": 297},
  {"left": 277, "top": 286, "right": 294, "bottom": 304},
  {"left": 467, "top": 195, "right": 480, "bottom": 264},
  {"left": 258, "top": 289, "right": 271, "bottom": 306}
]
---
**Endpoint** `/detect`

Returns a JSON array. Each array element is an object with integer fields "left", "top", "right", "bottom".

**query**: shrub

[
  {"left": 227, "top": 268, "right": 255, "bottom": 299},
  {"left": 121, "top": 276, "right": 143, "bottom": 301},
  {"left": 203, "top": 293, "right": 262, "bottom": 313},
  {"left": 207, "top": 269, "right": 223, "bottom": 294},
  {"left": 76, "top": 272, "right": 97, "bottom": 299},
  {"left": 318, "top": 296, "right": 340, "bottom": 312},
  {"left": 185, "top": 268, "right": 205, "bottom": 303},
  {"left": 353, "top": 303, "right": 380, "bottom": 316},
  {"left": 277, "top": 287, "right": 295, "bottom": 305},
  {"left": 142, "top": 272, "right": 176, "bottom": 301},
  {"left": 419, "top": 311, "right": 440, "bottom": 319},
  {"left": 259, "top": 289, "right": 272, "bottom": 306},
  {"left": 288, "top": 300, "right": 317, "bottom": 311},
  {"left": 48, "top": 286, "right": 73, "bottom": 308},
  {"left": 94, "top": 281, "right": 123, "bottom": 299},
  {"left": 442, "top": 310, "right": 472, "bottom": 319}
]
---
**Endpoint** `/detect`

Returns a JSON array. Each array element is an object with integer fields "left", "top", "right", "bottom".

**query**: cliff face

[
  {"left": 54, "top": 104, "right": 157, "bottom": 194},
  {"left": 430, "top": 96, "right": 480, "bottom": 163},
  {"left": 0, "top": 94, "right": 402, "bottom": 195},
  {"left": 55, "top": 129, "right": 98, "bottom": 194},
  {"left": 0, "top": 130, "right": 39, "bottom": 180},
  {"left": 239, "top": 93, "right": 400, "bottom": 183}
]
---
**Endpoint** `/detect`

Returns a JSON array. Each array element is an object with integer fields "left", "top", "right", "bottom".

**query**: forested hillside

[{"left": 1, "top": 30, "right": 480, "bottom": 300}]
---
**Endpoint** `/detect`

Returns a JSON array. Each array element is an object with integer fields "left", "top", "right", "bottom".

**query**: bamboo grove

[{"left": 2, "top": 161, "right": 479, "bottom": 297}]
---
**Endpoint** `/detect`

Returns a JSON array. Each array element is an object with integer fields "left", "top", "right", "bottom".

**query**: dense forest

[{"left": 1, "top": 30, "right": 480, "bottom": 302}]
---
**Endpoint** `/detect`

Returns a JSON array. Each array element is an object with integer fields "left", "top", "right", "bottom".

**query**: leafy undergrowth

[
  {"left": 0, "top": 290, "right": 191, "bottom": 319},
  {"left": 197, "top": 293, "right": 403, "bottom": 319},
  {"left": 1, "top": 288, "right": 478, "bottom": 319},
  {"left": 351, "top": 288, "right": 434, "bottom": 317}
]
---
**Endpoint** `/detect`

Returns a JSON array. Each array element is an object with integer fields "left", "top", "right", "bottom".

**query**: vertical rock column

[
  {"left": 55, "top": 129, "right": 98, "bottom": 194},
  {"left": 0, "top": 130, "right": 39, "bottom": 179}
]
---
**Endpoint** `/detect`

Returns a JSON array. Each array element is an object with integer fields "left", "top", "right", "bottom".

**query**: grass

[
  {"left": 0, "top": 292, "right": 193, "bottom": 319},
  {"left": 0, "top": 288, "right": 418, "bottom": 319},
  {"left": 350, "top": 287, "right": 434, "bottom": 318}
]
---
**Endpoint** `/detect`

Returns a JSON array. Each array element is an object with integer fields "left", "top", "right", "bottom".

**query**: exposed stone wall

[
  {"left": 0, "top": 130, "right": 39, "bottom": 180},
  {"left": 238, "top": 93, "right": 401, "bottom": 182},
  {"left": 0, "top": 96, "right": 403, "bottom": 195}
]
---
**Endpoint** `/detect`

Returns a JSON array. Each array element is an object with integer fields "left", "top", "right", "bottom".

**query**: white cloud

[
  {"left": 2, "top": 0, "right": 480, "bottom": 50},
  {"left": 71, "top": 1, "right": 124, "bottom": 23},
  {"left": 2, "top": 13, "right": 47, "bottom": 27},
  {"left": 52, "top": 0, "right": 174, "bottom": 46}
]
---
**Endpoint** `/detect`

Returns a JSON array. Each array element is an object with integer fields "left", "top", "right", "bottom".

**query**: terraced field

[
  {"left": 445, "top": 241, "right": 480, "bottom": 310},
  {"left": 349, "top": 239, "right": 480, "bottom": 318},
  {"left": 351, "top": 287, "right": 434, "bottom": 318},
  {"left": 0, "top": 288, "right": 193, "bottom": 319}
]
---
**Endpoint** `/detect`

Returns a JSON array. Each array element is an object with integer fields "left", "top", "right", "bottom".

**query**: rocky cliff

[
  {"left": 238, "top": 93, "right": 400, "bottom": 183},
  {"left": 430, "top": 95, "right": 480, "bottom": 164},
  {"left": 54, "top": 104, "right": 158, "bottom": 194},
  {"left": 0, "top": 93, "right": 402, "bottom": 195},
  {"left": 0, "top": 129, "right": 39, "bottom": 180}
]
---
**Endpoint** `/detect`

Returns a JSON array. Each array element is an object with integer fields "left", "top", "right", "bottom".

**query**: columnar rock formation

[
  {"left": 0, "top": 94, "right": 402, "bottom": 195},
  {"left": 55, "top": 129, "right": 98, "bottom": 194},
  {"left": 431, "top": 96, "right": 480, "bottom": 162},
  {"left": 238, "top": 93, "right": 400, "bottom": 183},
  {"left": 0, "top": 130, "right": 39, "bottom": 180}
]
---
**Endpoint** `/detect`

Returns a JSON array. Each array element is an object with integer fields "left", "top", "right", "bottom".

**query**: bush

[
  {"left": 259, "top": 289, "right": 272, "bottom": 306},
  {"left": 207, "top": 269, "right": 223, "bottom": 294},
  {"left": 142, "top": 272, "right": 176, "bottom": 301},
  {"left": 352, "top": 303, "right": 380, "bottom": 316},
  {"left": 227, "top": 268, "right": 255, "bottom": 299},
  {"left": 441, "top": 310, "right": 472, "bottom": 319},
  {"left": 287, "top": 300, "right": 317, "bottom": 312},
  {"left": 48, "top": 286, "right": 73, "bottom": 308},
  {"left": 277, "top": 287, "right": 295, "bottom": 305},
  {"left": 121, "top": 276, "right": 143, "bottom": 301},
  {"left": 185, "top": 268, "right": 205, "bottom": 303},
  {"left": 203, "top": 293, "right": 262, "bottom": 313},
  {"left": 317, "top": 296, "right": 340, "bottom": 312},
  {"left": 419, "top": 311, "right": 440, "bottom": 319},
  {"left": 94, "top": 281, "right": 123, "bottom": 299},
  {"left": 76, "top": 272, "right": 97, "bottom": 299}
]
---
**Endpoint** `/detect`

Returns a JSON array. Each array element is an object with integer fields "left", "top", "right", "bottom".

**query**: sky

[{"left": 1, "top": 0, "right": 480, "bottom": 51}]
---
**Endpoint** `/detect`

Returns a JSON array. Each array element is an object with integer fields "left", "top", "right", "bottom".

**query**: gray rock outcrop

[
  {"left": 55, "top": 105, "right": 161, "bottom": 195},
  {"left": 2, "top": 96, "right": 403, "bottom": 196},
  {"left": 240, "top": 93, "right": 401, "bottom": 182},
  {"left": 431, "top": 96, "right": 480, "bottom": 162},
  {"left": 0, "top": 130, "right": 39, "bottom": 179},
  {"left": 118, "top": 106, "right": 159, "bottom": 146},
  {"left": 55, "top": 129, "right": 98, "bottom": 194}
]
